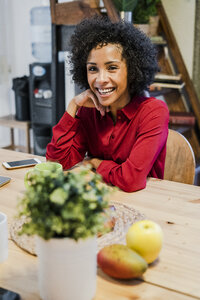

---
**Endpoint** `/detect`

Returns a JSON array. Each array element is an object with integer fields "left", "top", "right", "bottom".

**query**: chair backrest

[{"left": 164, "top": 129, "right": 196, "bottom": 184}]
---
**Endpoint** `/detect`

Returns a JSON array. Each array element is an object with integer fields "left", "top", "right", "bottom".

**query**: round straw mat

[{"left": 10, "top": 201, "right": 145, "bottom": 256}]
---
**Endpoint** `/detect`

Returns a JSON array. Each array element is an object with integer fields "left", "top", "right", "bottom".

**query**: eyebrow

[{"left": 86, "top": 60, "right": 120, "bottom": 65}]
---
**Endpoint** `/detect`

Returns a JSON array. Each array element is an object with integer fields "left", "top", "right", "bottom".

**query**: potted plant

[
  {"left": 17, "top": 163, "right": 110, "bottom": 300},
  {"left": 133, "top": 0, "right": 161, "bottom": 36},
  {"left": 112, "top": 0, "right": 139, "bottom": 22}
]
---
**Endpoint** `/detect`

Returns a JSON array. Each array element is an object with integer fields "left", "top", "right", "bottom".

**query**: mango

[{"left": 97, "top": 244, "right": 148, "bottom": 279}]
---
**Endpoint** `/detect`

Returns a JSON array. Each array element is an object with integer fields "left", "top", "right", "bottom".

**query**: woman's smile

[{"left": 96, "top": 87, "right": 115, "bottom": 97}]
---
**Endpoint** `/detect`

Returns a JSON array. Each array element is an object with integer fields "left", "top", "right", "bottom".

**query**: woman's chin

[{"left": 98, "top": 97, "right": 114, "bottom": 107}]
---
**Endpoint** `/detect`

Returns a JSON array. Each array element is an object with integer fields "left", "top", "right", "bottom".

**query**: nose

[{"left": 96, "top": 70, "right": 108, "bottom": 84}]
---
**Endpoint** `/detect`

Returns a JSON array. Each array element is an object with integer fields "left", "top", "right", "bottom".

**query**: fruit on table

[
  {"left": 126, "top": 220, "right": 163, "bottom": 264},
  {"left": 97, "top": 244, "right": 148, "bottom": 279}
]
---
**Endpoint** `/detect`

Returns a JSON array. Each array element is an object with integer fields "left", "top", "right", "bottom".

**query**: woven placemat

[
  {"left": 10, "top": 201, "right": 145, "bottom": 255},
  {"left": 98, "top": 201, "right": 145, "bottom": 251},
  {"left": 10, "top": 215, "right": 36, "bottom": 255}
]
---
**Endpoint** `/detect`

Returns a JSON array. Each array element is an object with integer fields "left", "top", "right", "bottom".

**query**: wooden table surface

[{"left": 0, "top": 149, "right": 200, "bottom": 300}]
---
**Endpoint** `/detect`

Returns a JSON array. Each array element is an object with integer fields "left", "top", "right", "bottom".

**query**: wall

[
  {"left": 0, "top": 0, "right": 43, "bottom": 148},
  {"left": 161, "top": 0, "right": 195, "bottom": 78},
  {"left": 0, "top": 0, "right": 13, "bottom": 147}
]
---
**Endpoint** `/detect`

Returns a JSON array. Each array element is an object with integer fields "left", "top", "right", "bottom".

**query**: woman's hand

[
  {"left": 67, "top": 89, "right": 108, "bottom": 118},
  {"left": 82, "top": 157, "right": 102, "bottom": 169},
  {"left": 75, "top": 89, "right": 106, "bottom": 115}
]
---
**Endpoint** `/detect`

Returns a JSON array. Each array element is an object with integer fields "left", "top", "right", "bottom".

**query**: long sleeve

[
  {"left": 46, "top": 111, "right": 87, "bottom": 170},
  {"left": 46, "top": 97, "right": 169, "bottom": 193},
  {"left": 96, "top": 102, "right": 169, "bottom": 192}
]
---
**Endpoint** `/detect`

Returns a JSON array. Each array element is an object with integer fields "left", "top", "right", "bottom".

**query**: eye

[
  {"left": 108, "top": 65, "right": 118, "bottom": 71},
  {"left": 87, "top": 66, "right": 98, "bottom": 72}
]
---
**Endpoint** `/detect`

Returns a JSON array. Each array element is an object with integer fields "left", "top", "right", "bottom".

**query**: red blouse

[{"left": 46, "top": 96, "right": 169, "bottom": 192}]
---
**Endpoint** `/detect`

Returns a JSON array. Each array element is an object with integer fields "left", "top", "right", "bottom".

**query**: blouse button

[
  {"left": 118, "top": 116, "right": 121, "bottom": 120},
  {"left": 111, "top": 134, "right": 115, "bottom": 139},
  {"left": 68, "top": 120, "right": 73, "bottom": 125}
]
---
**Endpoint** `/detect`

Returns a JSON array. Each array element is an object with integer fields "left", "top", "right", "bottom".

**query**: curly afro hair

[{"left": 70, "top": 15, "right": 159, "bottom": 97}]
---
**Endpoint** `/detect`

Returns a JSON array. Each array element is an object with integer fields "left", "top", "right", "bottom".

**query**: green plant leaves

[
  {"left": 50, "top": 187, "right": 68, "bottom": 205},
  {"left": 113, "top": 0, "right": 139, "bottom": 12},
  {"left": 133, "top": 0, "right": 160, "bottom": 24},
  {"left": 112, "top": 0, "right": 160, "bottom": 23},
  {"left": 17, "top": 165, "right": 110, "bottom": 240}
]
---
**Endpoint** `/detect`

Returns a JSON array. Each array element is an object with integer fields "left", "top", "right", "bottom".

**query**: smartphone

[
  {"left": 0, "top": 176, "right": 11, "bottom": 187},
  {"left": 2, "top": 158, "right": 41, "bottom": 170},
  {"left": 0, "top": 287, "right": 20, "bottom": 299}
]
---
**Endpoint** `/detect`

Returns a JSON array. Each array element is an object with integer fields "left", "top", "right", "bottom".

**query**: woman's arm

[
  {"left": 46, "top": 111, "right": 87, "bottom": 170},
  {"left": 92, "top": 104, "right": 169, "bottom": 192},
  {"left": 46, "top": 89, "right": 106, "bottom": 169}
]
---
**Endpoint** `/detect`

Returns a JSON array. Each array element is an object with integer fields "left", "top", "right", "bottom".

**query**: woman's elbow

[{"left": 117, "top": 179, "right": 146, "bottom": 193}]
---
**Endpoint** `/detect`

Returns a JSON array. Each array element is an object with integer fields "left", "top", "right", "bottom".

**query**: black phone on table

[{"left": 0, "top": 287, "right": 20, "bottom": 299}]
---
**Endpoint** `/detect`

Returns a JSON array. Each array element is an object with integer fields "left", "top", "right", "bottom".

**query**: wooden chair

[{"left": 164, "top": 129, "right": 196, "bottom": 184}]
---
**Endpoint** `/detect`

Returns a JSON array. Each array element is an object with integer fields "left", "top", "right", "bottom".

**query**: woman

[{"left": 46, "top": 16, "right": 169, "bottom": 192}]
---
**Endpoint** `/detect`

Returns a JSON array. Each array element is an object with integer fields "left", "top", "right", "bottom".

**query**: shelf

[
  {"left": 150, "top": 35, "right": 167, "bottom": 45},
  {"left": 151, "top": 81, "right": 185, "bottom": 89},
  {"left": 169, "top": 112, "right": 195, "bottom": 126},
  {"left": 148, "top": 2, "right": 200, "bottom": 160},
  {"left": 0, "top": 115, "right": 31, "bottom": 153}
]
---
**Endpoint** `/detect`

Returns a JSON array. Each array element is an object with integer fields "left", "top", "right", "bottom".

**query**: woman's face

[{"left": 86, "top": 43, "right": 130, "bottom": 110}]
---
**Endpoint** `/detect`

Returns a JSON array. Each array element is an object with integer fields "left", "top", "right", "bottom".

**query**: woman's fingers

[
  {"left": 74, "top": 89, "right": 107, "bottom": 116},
  {"left": 106, "top": 106, "right": 110, "bottom": 113},
  {"left": 88, "top": 91, "right": 105, "bottom": 116},
  {"left": 75, "top": 90, "right": 95, "bottom": 107}
]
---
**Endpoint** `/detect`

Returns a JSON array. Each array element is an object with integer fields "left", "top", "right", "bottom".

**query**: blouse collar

[{"left": 121, "top": 95, "right": 148, "bottom": 120}]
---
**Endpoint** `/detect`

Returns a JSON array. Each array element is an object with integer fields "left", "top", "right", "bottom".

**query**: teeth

[{"left": 98, "top": 88, "right": 114, "bottom": 94}]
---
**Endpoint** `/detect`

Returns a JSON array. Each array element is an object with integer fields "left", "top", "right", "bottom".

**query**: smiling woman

[{"left": 46, "top": 16, "right": 169, "bottom": 192}]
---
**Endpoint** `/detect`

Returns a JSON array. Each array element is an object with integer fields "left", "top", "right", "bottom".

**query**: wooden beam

[
  {"left": 103, "top": 0, "right": 120, "bottom": 22},
  {"left": 193, "top": 0, "right": 200, "bottom": 99},
  {"left": 50, "top": 0, "right": 56, "bottom": 24}
]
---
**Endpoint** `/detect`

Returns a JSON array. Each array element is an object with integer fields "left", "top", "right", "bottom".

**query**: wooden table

[{"left": 0, "top": 148, "right": 200, "bottom": 300}]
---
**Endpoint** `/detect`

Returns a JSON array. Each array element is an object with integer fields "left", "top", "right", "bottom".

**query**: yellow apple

[{"left": 126, "top": 220, "right": 163, "bottom": 264}]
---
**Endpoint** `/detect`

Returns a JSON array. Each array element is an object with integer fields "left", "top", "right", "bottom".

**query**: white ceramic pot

[
  {"left": 36, "top": 236, "right": 97, "bottom": 300},
  {"left": 120, "top": 11, "right": 132, "bottom": 23}
]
